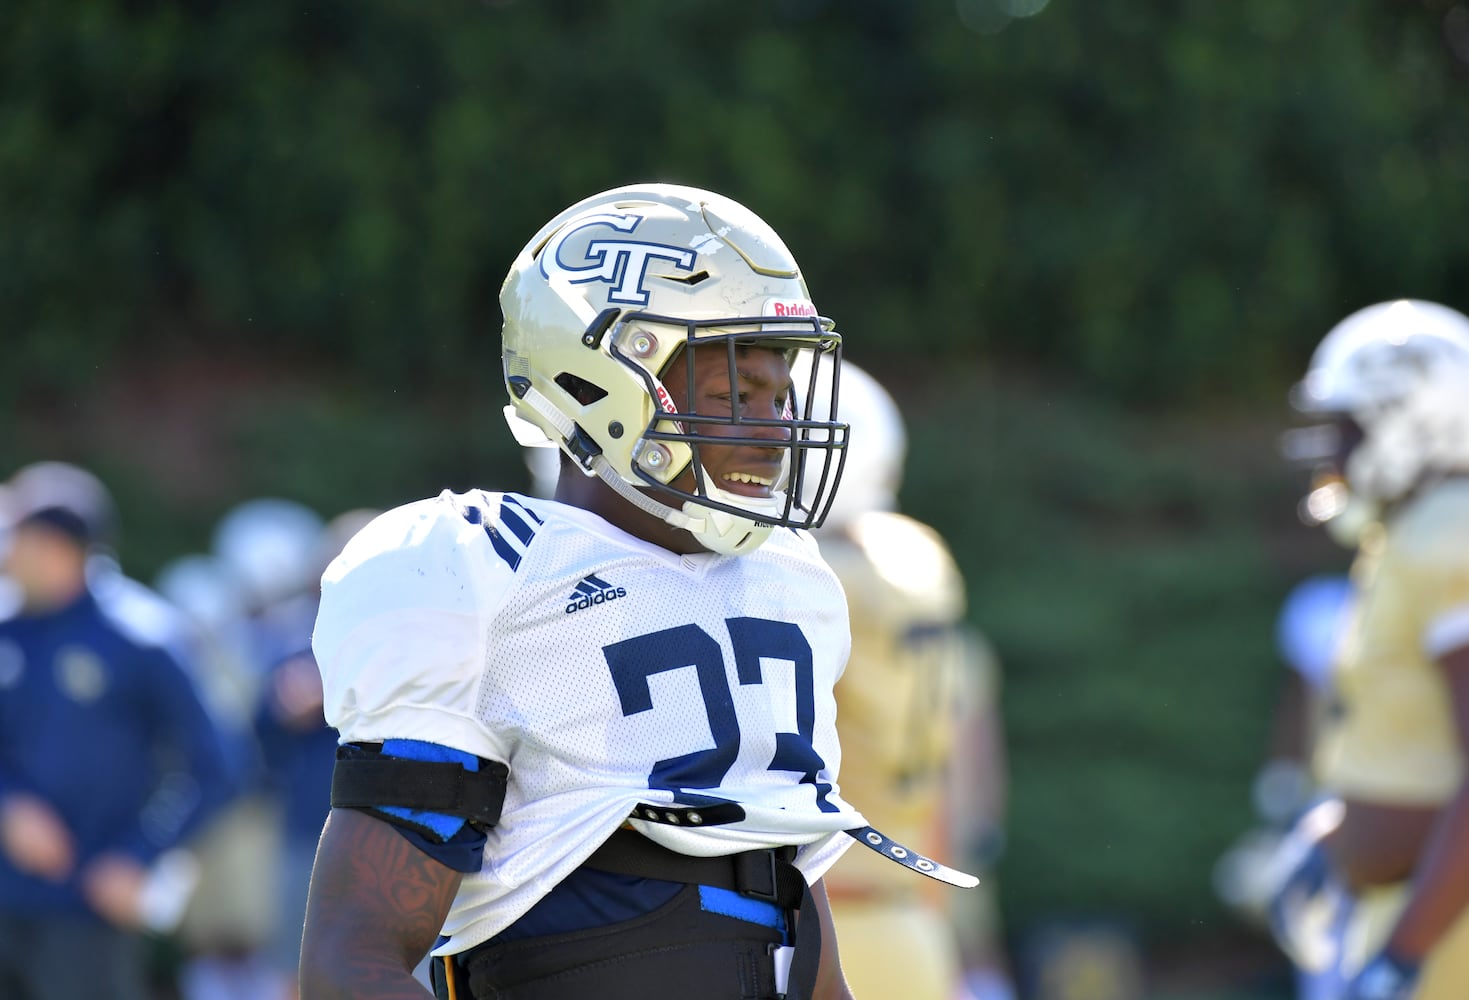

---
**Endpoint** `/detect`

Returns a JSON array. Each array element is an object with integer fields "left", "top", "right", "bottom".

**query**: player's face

[
  {"left": 662, "top": 344, "right": 794, "bottom": 500},
  {"left": 2, "top": 523, "right": 86, "bottom": 608}
]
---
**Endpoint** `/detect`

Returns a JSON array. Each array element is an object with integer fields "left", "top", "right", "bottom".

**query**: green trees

[{"left": 6, "top": 2, "right": 1465, "bottom": 405}]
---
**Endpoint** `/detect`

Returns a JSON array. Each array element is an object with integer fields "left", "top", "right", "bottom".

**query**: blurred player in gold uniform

[
  {"left": 807, "top": 361, "right": 1014, "bottom": 1000},
  {"left": 1270, "top": 300, "right": 1469, "bottom": 1000}
]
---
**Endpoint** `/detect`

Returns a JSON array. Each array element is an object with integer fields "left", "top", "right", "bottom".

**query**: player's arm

[
  {"left": 1374, "top": 639, "right": 1469, "bottom": 963},
  {"left": 809, "top": 877, "right": 856, "bottom": 1000},
  {"left": 302, "top": 497, "right": 513, "bottom": 998},
  {"left": 299, "top": 807, "right": 461, "bottom": 1000}
]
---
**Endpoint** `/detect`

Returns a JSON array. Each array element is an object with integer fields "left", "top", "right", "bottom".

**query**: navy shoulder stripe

[
  {"left": 454, "top": 493, "right": 539, "bottom": 571},
  {"left": 502, "top": 493, "right": 544, "bottom": 526},
  {"left": 486, "top": 526, "right": 522, "bottom": 570},
  {"left": 499, "top": 502, "right": 536, "bottom": 546}
]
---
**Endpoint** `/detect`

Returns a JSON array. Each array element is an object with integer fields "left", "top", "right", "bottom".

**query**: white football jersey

[{"left": 312, "top": 489, "right": 863, "bottom": 954}]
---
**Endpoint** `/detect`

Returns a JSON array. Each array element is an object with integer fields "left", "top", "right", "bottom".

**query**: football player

[
  {"left": 299, "top": 183, "right": 976, "bottom": 1000},
  {"left": 1270, "top": 300, "right": 1469, "bottom": 1000},
  {"left": 806, "top": 361, "right": 1015, "bottom": 1000}
]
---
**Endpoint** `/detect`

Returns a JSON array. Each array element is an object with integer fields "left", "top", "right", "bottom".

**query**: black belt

[
  {"left": 581, "top": 828, "right": 821, "bottom": 998},
  {"left": 581, "top": 828, "right": 805, "bottom": 909}
]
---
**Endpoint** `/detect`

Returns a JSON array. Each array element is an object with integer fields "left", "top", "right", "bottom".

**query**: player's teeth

[{"left": 725, "top": 472, "right": 773, "bottom": 486}]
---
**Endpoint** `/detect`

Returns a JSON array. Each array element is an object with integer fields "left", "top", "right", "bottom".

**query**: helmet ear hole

[{"left": 554, "top": 373, "right": 608, "bottom": 406}]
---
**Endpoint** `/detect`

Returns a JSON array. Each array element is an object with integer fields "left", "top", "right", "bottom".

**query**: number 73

[{"left": 603, "top": 616, "right": 837, "bottom": 812}]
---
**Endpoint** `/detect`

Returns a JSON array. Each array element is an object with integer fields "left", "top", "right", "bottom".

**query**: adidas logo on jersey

[{"left": 564, "top": 574, "right": 627, "bottom": 614}]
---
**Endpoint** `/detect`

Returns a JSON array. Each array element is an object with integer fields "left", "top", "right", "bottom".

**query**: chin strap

[
  {"left": 512, "top": 383, "right": 779, "bottom": 554},
  {"left": 593, "top": 460, "right": 704, "bottom": 533},
  {"left": 513, "top": 382, "right": 709, "bottom": 533}
]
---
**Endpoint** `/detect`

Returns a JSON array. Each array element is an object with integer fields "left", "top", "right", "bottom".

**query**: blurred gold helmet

[{"left": 500, "top": 183, "right": 848, "bottom": 554}]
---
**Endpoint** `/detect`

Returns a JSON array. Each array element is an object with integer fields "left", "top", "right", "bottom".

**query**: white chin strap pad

[{"left": 681, "top": 498, "right": 774, "bottom": 555}]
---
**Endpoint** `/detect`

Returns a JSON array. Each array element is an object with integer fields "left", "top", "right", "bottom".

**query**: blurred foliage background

[{"left": 5, "top": 1, "right": 1468, "bottom": 996}]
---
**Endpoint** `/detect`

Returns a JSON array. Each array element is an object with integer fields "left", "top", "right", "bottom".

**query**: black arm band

[{"left": 330, "top": 743, "right": 510, "bottom": 830}]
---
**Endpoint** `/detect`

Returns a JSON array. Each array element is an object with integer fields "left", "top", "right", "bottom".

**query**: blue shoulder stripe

[
  {"left": 454, "top": 493, "right": 538, "bottom": 571},
  {"left": 487, "top": 527, "right": 522, "bottom": 570},
  {"left": 502, "top": 493, "right": 544, "bottom": 526},
  {"left": 499, "top": 501, "right": 536, "bottom": 546}
]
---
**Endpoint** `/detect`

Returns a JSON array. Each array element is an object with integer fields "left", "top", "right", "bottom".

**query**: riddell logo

[
  {"left": 769, "top": 300, "right": 817, "bottom": 318},
  {"left": 565, "top": 574, "right": 627, "bottom": 614}
]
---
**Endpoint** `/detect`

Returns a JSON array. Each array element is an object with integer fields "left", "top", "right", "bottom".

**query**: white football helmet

[
  {"left": 791, "top": 358, "right": 907, "bottom": 530},
  {"left": 153, "top": 553, "right": 248, "bottom": 634},
  {"left": 1290, "top": 299, "right": 1469, "bottom": 522},
  {"left": 500, "top": 182, "right": 848, "bottom": 555},
  {"left": 211, "top": 498, "right": 326, "bottom": 611}
]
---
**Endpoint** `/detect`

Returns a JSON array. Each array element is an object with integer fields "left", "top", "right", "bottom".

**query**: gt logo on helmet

[{"left": 541, "top": 212, "right": 697, "bottom": 306}]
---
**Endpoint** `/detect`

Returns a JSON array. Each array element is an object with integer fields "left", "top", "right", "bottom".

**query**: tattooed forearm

[
  {"left": 326, "top": 812, "right": 459, "bottom": 956},
  {"left": 300, "top": 809, "right": 464, "bottom": 1000}
]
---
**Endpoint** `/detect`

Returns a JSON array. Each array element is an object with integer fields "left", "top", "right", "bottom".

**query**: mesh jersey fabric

[{"left": 312, "top": 489, "right": 862, "bottom": 955}]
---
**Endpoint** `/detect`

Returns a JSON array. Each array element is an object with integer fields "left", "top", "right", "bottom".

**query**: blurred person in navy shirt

[
  {"left": 248, "top": 505, "right": 379, "bottom": 997},
  {"left": 0, "top": 462, "right": 235, "bottom": 1000}
]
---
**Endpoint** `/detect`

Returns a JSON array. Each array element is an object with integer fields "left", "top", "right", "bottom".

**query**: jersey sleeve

[
  {"left": 311, "top": 492, "right": 521, "bottom": 763},
  {"left": 1392, "top": 485, "right": 1469, "bottom": 663},
  {"left": 1425, "top": 604, "right": 1469, "bottom": 661}
]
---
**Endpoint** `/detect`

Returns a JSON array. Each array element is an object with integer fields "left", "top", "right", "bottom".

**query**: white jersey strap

[
  {"left": 842, "top": 827, "right": 981, "bottom": 888},
  {"left": 627, "top": 801, "right": 748, "bottom": 827},
  {"left": 625, "top": 805, "right": 979, "bottom": 889}
]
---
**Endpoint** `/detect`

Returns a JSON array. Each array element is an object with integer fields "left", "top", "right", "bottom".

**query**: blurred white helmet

[
  {"left": 1290, "top": 299, "right": 1469, "bottom": 517},
  {"left": 212, "top": 498, "right": 326, "bottom": 611},
  {"left": 791, "top": 358, "right": 907, "bottom": 529},
  {"left": 500, "top": 182, "right": 849, "bottom": 554},
  {"left": 2, "top": 460, "right": 117, "bottom": 549},
  {"left": 153, "top": 554, "right": 248, "bottom": 634}
]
